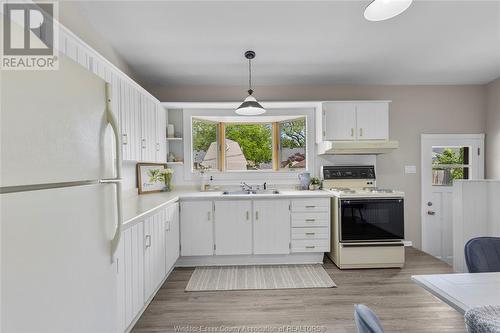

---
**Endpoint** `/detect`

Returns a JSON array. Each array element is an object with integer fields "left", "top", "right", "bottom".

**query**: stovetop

[
  {"left": 322, "top": 165, "right": 404, "bottom": 198},
  {"left": 326, "top": 187, "right": 405, "bottom": 198}
]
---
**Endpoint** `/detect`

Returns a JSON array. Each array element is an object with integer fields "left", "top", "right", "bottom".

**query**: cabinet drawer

[
  {"left": 291, "top": 198, "right": 330, "bottom": 212},
  {"left": 291, "top": 212, "right": 330, "bottom": 227},
  {"left": 292, "top": 227, "right": 329, "bottom": 240},
  {"left": 291, "top": 239, "right": 330, "bottom": 253}
]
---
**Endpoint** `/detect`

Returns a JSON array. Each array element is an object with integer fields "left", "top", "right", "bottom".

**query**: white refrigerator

[{"left": 1, "top": 55, "right": 123, "bottom": 332}]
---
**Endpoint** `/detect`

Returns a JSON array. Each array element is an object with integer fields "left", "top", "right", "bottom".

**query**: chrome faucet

[{"left": 240, "top": 182, "right": 253, "bottom": 191}]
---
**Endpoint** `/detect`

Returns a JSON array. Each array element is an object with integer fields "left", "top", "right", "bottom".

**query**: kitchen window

[{"left": 191, "top": 116, "right": 307, "bottom": 172}]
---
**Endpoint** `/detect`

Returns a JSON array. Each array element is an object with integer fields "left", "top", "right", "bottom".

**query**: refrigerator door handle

[{"left": 105, "top": 83, "right": 123, "bottom": 262}]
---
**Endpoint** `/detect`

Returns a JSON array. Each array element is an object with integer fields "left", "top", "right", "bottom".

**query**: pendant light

[
  {"left": 235, "top": 50, "right": 266, "bottom": 115},
  {"left": 364, "top": 0, "right": 413, "bottom": 21}
]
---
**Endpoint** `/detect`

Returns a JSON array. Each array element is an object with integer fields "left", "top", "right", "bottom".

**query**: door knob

[
  {"left": 427, "top": 202, "right": 433, "bottom": 207},
  {"left": 427, "top": 210, "right": 436, "bottom": 215}
]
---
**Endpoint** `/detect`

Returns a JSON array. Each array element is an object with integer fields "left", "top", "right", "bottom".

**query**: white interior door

[{"left": 421, "top": 134, "right": 484, "bottom": 264}]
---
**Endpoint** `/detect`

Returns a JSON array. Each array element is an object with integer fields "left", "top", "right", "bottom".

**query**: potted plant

[{"left": 309, "top": 177, "right": 321, "bottom": 191}]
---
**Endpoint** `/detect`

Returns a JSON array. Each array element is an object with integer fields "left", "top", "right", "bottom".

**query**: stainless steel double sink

[{"left": 222, "top": 189, "right": 280, "bottom": 195}]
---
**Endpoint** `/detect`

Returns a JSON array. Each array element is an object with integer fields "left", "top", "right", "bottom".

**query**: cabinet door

[
  {"left": 180, "top": 201, "right": 214, "bottom": 256},
  {"left": 156, "top": 104, "right": 167, "bottom": 163},
  {"left": 118, "top": 222, "right": 144, "bottom": 329},
  {"left": 165, "top": 202, "right": 180, "bottom": 272},
  {"left": 120, "top": 82, "right": 142, "bottom": 160},
  {"left": 144, "top": 210, "right": 167, "bottom": 301},
  {"left": 253, "top": 200, "right": 291, "bottom": 255},
  {"left": 355, "top": 102, "right": 389, "bottom": 140},
  {"left": 214, "top": 200, "right": 252, "bottom": 255},
  {"left": 140, "top": 95, "right": 157, "bottom": 162},
  {"left": 323, "top": 102, "right": 357, "bottom": 141}
]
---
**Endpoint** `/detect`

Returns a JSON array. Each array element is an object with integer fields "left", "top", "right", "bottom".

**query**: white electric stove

[{"left": 322, "top": 165, "right": 406, "bottom": 269}]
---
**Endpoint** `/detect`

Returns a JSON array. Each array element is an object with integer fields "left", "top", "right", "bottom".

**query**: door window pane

[
  {"left": 279, "top": 118, "right": 306, "bottom": 170},
  {"left": 433, "top": 147, "right": 469, "bottom": 165},
  {"left": 192, "top": 119, "right": 218, "bottom": 171},
  {"left": 225, "top": 124, "right": 273, "bottom": 171},
  {"left": 431, "top": 147, "right": 470, "bottom": 186}
]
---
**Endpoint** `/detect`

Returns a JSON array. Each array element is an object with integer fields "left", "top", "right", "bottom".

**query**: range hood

[{"left": 317, "top": 140, "right": 399, "bottom": 155}]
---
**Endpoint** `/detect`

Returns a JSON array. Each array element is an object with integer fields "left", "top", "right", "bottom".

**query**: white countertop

[
  {"left": 412, "top": 272, "right": 500, "bottom": 314},
  {"left": 122, "top": 188, "right": 332, "bottom": 227}
]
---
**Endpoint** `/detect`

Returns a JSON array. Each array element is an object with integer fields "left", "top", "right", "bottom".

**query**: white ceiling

[{"left": 76, "top": 0, "right": 500, "bottom": 86}]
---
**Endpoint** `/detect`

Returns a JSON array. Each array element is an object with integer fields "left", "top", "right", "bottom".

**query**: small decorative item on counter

[
  {"left": 298, "top": 172, "right": 311, "bottom": 190},
  {"left": 136, "top": 163, "right": 168, "bottom": 194},
  {"left": 309, "top": 177, "right": 321, "bottom": 191},
  {"left": 160, "top": 168, "right": 174, "bottom": 192},
  {"left": 167, "top": 124, "right": 175, "bottom": 138},
  {"left": 167, "top": 152, "right": 176, "bottom": 162}
]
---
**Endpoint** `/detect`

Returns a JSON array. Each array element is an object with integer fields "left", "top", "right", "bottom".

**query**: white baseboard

[{"left": 175, "top": 253, "right": 325, "bottom": 267}]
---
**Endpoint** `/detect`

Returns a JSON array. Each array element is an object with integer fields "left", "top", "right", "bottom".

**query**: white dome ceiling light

[
  {"left": 364, "top": 0, "right": 413, "bottom": 21},
  {"left": 235, "top": 51, "right": 266, "bottom": 116}
]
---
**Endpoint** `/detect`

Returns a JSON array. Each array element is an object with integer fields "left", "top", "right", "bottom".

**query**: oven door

[{"left": 340, "top": 198, "right": 404, "bottom": 242}]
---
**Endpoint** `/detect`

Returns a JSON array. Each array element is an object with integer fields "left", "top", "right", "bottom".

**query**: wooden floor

[{"left": 132, "top": 248, "right": 465, "bottom": 333}]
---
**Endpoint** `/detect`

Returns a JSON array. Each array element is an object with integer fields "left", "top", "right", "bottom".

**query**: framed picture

[{"left": 136, "top": 163, "right": 167, "bottom": 194}]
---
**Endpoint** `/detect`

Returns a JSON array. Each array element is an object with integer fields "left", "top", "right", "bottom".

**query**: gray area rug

[{"left": 185, "top": 264, "right": 336, "bottom": 291}]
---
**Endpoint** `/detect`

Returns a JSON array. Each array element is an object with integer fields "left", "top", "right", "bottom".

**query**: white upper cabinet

[
  {"left": 155, "top": 104, "right": 167, "bottom": 163},
  {"left": 323, "top": 102, "right": 357, "bottom": 141},
  {"left": 322, "top": 101, "right": 390, "bottom": 141},
  {"left": 355, "top": 102, "right": 389, "bottom": 140},
  {"left": 253, "top": 200, "right": 291, "bottom": 255},
  {"left": 180, "top": 201, "right": 214, "bottom": 256},
  {"left": 214, "top": 200, "right": 253, "bottom": 255},
  {"left": 120, "top": 82, "right": 142, "bottom": 161},
  {"left": 140, "top": 96, "right": 157, "bottom": 162}
]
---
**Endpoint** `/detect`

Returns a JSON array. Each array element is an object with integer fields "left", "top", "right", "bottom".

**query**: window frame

[{"left": 190, "top": 116, "right": 308, "bottom": 174}]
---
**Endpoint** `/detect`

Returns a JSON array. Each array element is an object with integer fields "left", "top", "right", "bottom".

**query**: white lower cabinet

[
  {"left": 214, "top": 200, "right": 253, "bottom": 255},
  {"left": 180, "top": 201, "right": 214, "bottom": 256},
  {"left": 290, "top": 198, "right": 331, "bottom": 253},
  {"left": 117, "top": 221, "right": 145, "bottom": 331},
  {"left": 144, "top": 210, "right": 166, "bottom": 300},
  {"left": 165, "top": 202, "right": 180, "bottom": 272},
  {"left": 253, "top": 200, "right": 291, "bottom": 255},
  {"left": 116, "top": 201, "right": 180, "bottom": 332}
]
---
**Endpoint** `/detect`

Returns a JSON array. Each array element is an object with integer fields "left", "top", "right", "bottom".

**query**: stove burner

[
  {"left": 363, "top": 187, "right": 394, "bottom": 193},
  {"left": 330, "top": 187, "right": 357, "bottom": 194}
]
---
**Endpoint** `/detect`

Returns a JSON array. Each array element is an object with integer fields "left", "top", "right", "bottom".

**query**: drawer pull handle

[
  {"left": 305, "top": 219, "right": 316, "bottom": 222},
  {"left": 305, "top": 245, "right": 316, "bottom": 249},
  {"left": 305, "top": 205, "right": 316, "bottom": 208},
  {"left": 305, "top": 232, "right": 315, "bottom": 236}
]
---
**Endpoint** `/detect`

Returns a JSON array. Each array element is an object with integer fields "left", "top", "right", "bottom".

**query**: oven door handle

[{"left": 342, "top": 243, "right": 404, "bottom": 248}]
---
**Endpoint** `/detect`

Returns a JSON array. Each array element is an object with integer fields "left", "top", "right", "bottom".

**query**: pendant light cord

[{"left": 248, "top": 58, "right": 253, "bottom": 95}]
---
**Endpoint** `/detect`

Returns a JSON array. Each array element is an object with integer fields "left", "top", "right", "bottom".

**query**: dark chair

[
  {"left": 354, "top": 304, "right": 385, "bottom": 333},
  {"left": 464, "top": 237, "right": 500, "bottom": 273}
]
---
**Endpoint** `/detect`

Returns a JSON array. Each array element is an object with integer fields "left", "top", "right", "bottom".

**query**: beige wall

[
  {"left": 149, "top": 84, "right": 487, "bottom": 249},
  {"left": 486, "top": 78, "right": 500, "bottom": 179},
  {"left": 58, "top": 2, "right": 137, "bottom": 81}
]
